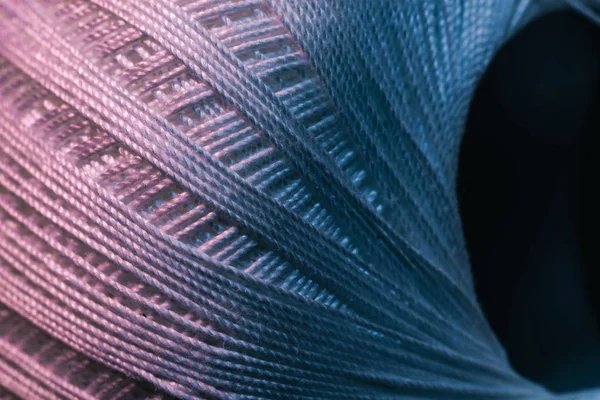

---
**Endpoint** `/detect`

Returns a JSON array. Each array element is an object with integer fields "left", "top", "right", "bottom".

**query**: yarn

[{"left": 0, "top": 0, "right": 597, "bottom": 399}]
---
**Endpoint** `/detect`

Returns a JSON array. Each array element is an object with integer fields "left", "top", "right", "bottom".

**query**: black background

[{"left": 459, "top": 10, "right": 600, "bottom": 392}]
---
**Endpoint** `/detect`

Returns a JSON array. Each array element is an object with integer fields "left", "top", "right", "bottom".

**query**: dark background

[{"left": 459, "top": 10, "right": 600, "bottom": 392}]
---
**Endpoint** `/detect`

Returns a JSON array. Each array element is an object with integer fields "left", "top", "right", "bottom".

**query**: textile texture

[{"left": 0, "top": 0, "right": 598, "bottom": 399}]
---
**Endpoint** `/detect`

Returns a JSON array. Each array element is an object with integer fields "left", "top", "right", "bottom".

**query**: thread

[{"left": 0, "top": 1, "right": 597, "bottom": 399}]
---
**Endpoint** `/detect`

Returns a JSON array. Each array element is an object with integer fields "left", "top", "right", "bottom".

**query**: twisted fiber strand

[
  {"left": 151, "top": 0, "right": 496, "bottom": 340},
  {"left": 0, "top": 12, "right": 397, "bottom": 322},
  {"left": 264, "top": 0, "right": 471, "bottom": 275},
  {"left": 0, "top": 267, "right": 196, "bottom": 399},
  {"left": 0, "top": 247, "right": 496, "bottom": 400},
  {"left": 0, "top": 146, "right": 482, "bottom": 390},
  {"left": 0, "top": 17, "right": 510, "bottom": 382},
  {"left": 0, "top": 3, "right": 488, "bottom": 356},
  {"left": 38, "top": 1, "right": 446, "bottom": 324},
  {"left": 0, "top": 306, "right": 167, "bottom": 400},
  {"left": 344, "top": 0, "right": 466, "bottom": 250},
  {"left": 0, "top": 102, "right": 524, "bottom": 396},
  {"left": 0, "top": 105, "right": 442, "bottom": 368},
  {"left": 0, "top": 341, "right": 97, "bottom": 400},
  {"left": 0, "top": 125, "right": 540, "bottom": 396},
  {"left": 99, "top": 0, "right": 479, "bottom": 320},
  {"left": 3, "top": 7, "right": 496, "bottom": 360},
  {"left": 42, "top": 0, "right": 500, "bottom": 350},
  {"left": 0, "top": 40, "right": 434, "bottom": 360},
  {"left": 0, "top": 0, "right": 564, "bottom": 392},
  {"left": 0, "top": 359, "right": 63, "bottom": 400},
  {"left": 277, "top": 0, "right": 478, "bottom": 268},
  {"left": 41, "top": 0, "right": 450, "bottom": 304},
  {"left": 0, "top": 306, "right": 169, "bottom": 400},
  {"left": 0, "top": 0, "right": 598, "bottom": 399},
  {"left": 0, "top": 86, "right": 524, "bottom": 392},
  {"left": 130, "top": 0, "right": 461, "bottom": 272},
  {"left": 86, "top": 0, "right": 446, "bottom": 278},
  {"left": 0, "top": 152, "right": 436, "bottom": 396},
  {"left": 0, "top": 308, "right": 151, "bottom": 400},
  {"left": 0, "top": 10, "right": 496, "bottom": 388},
  {"left": 0, "top": 386, "right": 23, "bottom": 400},
  {"left": 0, "top": 121, "right": 392, "bottom": 387},
  {"left": 0, "top": 0, "right": 548, "bottom": 372}
]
